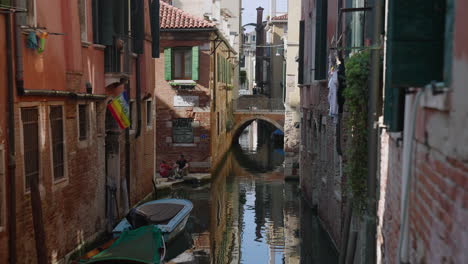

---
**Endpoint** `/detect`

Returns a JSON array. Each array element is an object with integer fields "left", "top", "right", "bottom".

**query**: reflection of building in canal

[
  {"left": 210, "top": 153, "right": 241, "bottom": 264},
  {"left": 283, "top": 183, "right": 301, "bottom": 264}
]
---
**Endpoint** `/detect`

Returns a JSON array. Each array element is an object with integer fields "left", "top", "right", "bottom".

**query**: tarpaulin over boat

[{"left": 85, "top": 225, "right": 163, "bottom": 264}]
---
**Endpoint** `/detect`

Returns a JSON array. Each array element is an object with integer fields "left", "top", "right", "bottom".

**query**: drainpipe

[
  {"left": 135, "top": 55, "right": 142, "bottom": 139},
  {"left": 366, "top": 0, "right": 383, "bottom": 263},
  {"left": 124, "top": 82, "right": 131, "bottom": 210},
  {"left": 6, "top": 10, "right": 16, "bottom": 264}
]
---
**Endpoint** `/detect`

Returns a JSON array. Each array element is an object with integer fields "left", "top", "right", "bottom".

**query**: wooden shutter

[
  {"left": 149, "top": 0, "right": 160, "bottom": 58},
  {"left": 164, "top": 48, "right": 172, "bottom": 81},
  {"left": 384, "top": 0, "right": 446, "bottom": 131},
  {"left": 192, "top": 46, "right": 199, "bottom": 80},
  {"left": 298, "top": 20, "right": 305, "bottom": 84},
  {"left": 131, "top": 0, "right": 145, "bottom": 54},
  {"left": 314, "top": 0, "right": 328, "bottom": 80},
  {"left": 386, "top": 0, "right": 445, "bottom": 88}
]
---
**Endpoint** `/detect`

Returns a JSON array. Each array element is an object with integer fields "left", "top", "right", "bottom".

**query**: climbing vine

[{"left": 343, "top": 51, "right": 371, "bottom": 214}]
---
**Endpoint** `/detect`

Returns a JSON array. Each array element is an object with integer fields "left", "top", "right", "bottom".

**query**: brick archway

[{"left": 232, "top": 113, "right": 285, "bottom": 142}]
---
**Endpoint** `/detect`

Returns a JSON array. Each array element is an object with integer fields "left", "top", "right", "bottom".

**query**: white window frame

[
  {"left": 77, "top": 103, "right": 91, "bottom": 144},
  {"left": 27, "top": 0, "right": 37, "bottom": 27},
  {"left": 146, "top": 99, "right": 153, "bottom": 129},
  {"left": 48, "top": 102, "right": 69, "bottom": 186},
  {"left": 79, "top": 0, "right": 88, "bottom": 42},
  {"left": 19, "top": 102, "right": 42, "bottom": 194}
]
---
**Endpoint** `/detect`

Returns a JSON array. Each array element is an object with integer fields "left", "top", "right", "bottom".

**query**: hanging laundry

[
  {"left": 37, "top": 32, "right": 49, "bottom": 54},
  {"left": 328, "top": 69, "right": 339, "bottom": 122},
  {"left": 26, "top": 31, "right": 38, "bottom": 50}
]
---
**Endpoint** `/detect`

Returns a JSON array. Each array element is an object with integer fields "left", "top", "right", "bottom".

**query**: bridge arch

[{"left": 232, "top": 115, "right": 284, "bottom": 143}]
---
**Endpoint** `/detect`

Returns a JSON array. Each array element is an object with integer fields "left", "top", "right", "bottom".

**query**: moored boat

[
  {"left": 113, "top": 199, "right": 193, "bottom": 243},
  {"left": 78, "top": 225, "right": 164, "bottom": 264}
]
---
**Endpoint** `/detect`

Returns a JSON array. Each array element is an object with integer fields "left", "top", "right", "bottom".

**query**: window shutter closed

[
  {"left": 298, "top": 20, "right": 305, "bottom": 84},
  {"left": 131, "top": 0, "right": 145, "bottom": 54},
  {"left": 192, "top": 46, "right": 199, "bottom": 80},
  {"left": 149, "top": 0, "right": 160, "bottom": 58},
  {"left": 384, "top": 0, "right": 446, "bottom": 131},
  {"left": 164, "top": 48, "right": 172, "bottom": 81},
  {"left": 386, "top": 0, "right": 445, "bottom": 88}
]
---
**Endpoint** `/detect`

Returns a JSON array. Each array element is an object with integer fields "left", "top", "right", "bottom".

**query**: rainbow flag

[{"left": 107, "top": 92, "right": 131, "bottom": 129}]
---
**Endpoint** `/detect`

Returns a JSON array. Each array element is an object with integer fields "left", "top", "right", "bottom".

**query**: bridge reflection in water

[{"left": 157, "top": 121, "right": 338, "bottom": 263}]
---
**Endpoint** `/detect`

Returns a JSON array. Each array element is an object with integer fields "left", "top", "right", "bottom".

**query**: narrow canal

[{"left": 158, "top": 121, "right": 338, "bottom": 263}]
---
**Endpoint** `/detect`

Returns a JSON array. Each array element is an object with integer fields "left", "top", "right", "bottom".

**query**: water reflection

[{"left": 158, "top": 122, "right": 338, "bottom": 263}]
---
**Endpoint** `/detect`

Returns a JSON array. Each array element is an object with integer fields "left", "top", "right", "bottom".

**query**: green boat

[{"left": 81, "top": 225, "right": 164, "bottom": 264}]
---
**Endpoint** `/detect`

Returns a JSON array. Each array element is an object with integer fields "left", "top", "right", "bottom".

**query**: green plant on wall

[{"left": 343, "top": 51, "right": 370, "bottom": 214}]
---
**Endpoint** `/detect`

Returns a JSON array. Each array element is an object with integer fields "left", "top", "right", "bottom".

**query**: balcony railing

[
  {"left": 104, "top": 35, "right": 132, "bottom": 75},
  {"left": 234, "top": 96, "right": 285, "bottom": 112}
]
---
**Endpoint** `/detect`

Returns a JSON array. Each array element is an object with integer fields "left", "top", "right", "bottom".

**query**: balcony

[{"left": 104, "top": 35, "right": 132, "bottom": 88}]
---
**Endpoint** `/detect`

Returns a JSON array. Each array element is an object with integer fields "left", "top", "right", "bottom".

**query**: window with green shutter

[
  {"left": 164, "top": 48, "right": 172, "bottom": 80},
  {"left": 0, "top": 0, "right": 12, "bottom": 6},
  {"left": 192, "top": 46, "right": 199, "bottom": 80},
  {"left": 384, "top": 0, "right": 453, "bottom": 131},
  {"left": 314, "top": 0, "right": 328, "bottom": 80},
  {"left": 298, "top": 20, "right": 305, "bottom": 84}
]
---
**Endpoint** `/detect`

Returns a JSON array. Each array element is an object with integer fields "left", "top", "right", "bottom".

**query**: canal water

[{"left": 158, "top": 121, "right": 338, "bottom": 263}]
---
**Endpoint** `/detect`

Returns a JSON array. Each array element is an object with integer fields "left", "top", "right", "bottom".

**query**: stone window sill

[{"left": 173, "top": 143, "right": 196, "bottom": 147}]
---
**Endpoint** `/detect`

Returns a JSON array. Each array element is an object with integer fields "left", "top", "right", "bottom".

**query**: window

[
  {"left": 21, "top": 107, "right": 39, "bottom": 190},
  {"left": 95, "top": 102, "right": 103, "bottom": 135},
  {"left": 78, "top": 104, "right": 89, "bottom": 140},
  {"left": 173, "top": 118, "right": 194, "bottom": 143},
  {"left": 173, "top": 48, "right": 192, "bottom": 79},
  {"left": 0, "top": 0, "right": 12, "bottom": 7},
  {"left": 164, "top": 46, "right": 199, "bottom": 81},
  {"left": 146, "top": 100, "right": 152, "bottom": 127},
  {"left": 27, "top": 0, "right": 37, "bottom": 27},
  {"left": 314, "top": 0, "right": 328, "bottom": 80},
  {"left": 298, "top": 20, "right": 305, "bottom": 84},
  {"left": 50, "top": 106, "right": 65, "bottom": 181},
  {"left": 79, "top": 0, "right": 88, "bottom": 41},
  {"left": 0, "top": 145, "right": 4, "bottom": 230},
  {"left": 384, "top": 0, "right": 452, "bottom": 131}
]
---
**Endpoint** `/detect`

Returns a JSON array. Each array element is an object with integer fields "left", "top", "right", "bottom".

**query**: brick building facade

[
  {"left": 298, "top": 0, "right": 467, "bottom": 263},
  {"left": 0, "top": 0, "right": 157, "bottom": 262},
  {"left": 155, "top": 1, "right": 235, "bottom": 174}
]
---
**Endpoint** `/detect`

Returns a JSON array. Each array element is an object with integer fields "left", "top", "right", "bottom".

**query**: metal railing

[
  {"left": 104, "top": 35, "right": 132, "bottom": 75},
  {"left": 234, "top": 97, "right": 285, "bottom": 112}
]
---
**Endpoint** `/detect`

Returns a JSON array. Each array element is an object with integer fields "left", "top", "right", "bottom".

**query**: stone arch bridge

[{"left": 231, "top": 95, "right": 285, "bottom": 141}]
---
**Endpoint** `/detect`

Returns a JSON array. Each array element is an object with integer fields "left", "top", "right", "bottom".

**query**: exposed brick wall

[
  {"left": 156, "top": 37, "right": 213, "bottom": 173},
  {"left": 299, "top": 80, "right": 345, "bottom": 249}
]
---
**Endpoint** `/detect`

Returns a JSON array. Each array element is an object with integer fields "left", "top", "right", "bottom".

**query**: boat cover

[{"left": 85, "top": 225, "right": 162, "bottom": 264}]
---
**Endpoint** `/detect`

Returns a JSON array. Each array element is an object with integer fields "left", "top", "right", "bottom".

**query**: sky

[{"left": 242, "top": 0, "right": 288, "bottom": 32}]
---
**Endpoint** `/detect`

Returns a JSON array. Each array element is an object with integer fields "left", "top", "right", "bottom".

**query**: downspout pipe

[
  {"left": 135, "top": 55, "right": 142, "bottom": 139},
  {"left": 366, "top": 0, "right": 383, "bottom": 263},
  {"left": 6, "top": 10, "right": 17, "bottom": 264}
]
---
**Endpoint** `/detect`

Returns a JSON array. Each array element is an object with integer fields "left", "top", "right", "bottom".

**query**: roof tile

[{"left": 160, "top": 1, "right": 215, "bottom": 30}]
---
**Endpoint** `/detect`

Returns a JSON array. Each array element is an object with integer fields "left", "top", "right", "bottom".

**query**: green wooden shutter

[
  {"left": 164, "top": 48, "right": 172, "bottom": 81},
  {"left": 384, "top": 0, "right": 446, "bottom": 131},
  {"left": 298, "top": 20, "right": 305, "bottom": 84},
  {"left": 192, "top": 46, "right": 199, "bottom": 80},
  {"left": 386, "top": 0, "right": 445, "bottom": 88},
  {"left": 314, "top": 0, "right": 327, "bottom": 80}
]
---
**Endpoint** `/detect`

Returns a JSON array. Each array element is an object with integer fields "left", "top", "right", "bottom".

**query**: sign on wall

[{"left": 173, "top": 95, "right": 199, "bottom": 107}]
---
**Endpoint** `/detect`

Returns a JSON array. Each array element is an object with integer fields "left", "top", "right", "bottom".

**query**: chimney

[
  {"left": 255, "top": 7, "right": 265, "bottom": 94},
  {"left": 256, "top": 7, "right": 264, "bottom": 30}
]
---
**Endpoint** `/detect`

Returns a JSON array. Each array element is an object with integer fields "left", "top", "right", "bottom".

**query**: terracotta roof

[
  {"left": 272, "top": 14, "right": 288, "bottom": 21},
  {"left": 160, "top": 1, "right": 215, "bottom": 30}
]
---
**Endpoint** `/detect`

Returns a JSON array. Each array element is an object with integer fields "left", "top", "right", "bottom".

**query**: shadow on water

[{"left": 157, "top": 121, "right": 338, "bottom": 263}]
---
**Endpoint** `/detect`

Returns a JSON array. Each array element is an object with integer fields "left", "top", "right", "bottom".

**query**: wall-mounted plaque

[{"left": 173, "top": 95, "right": 199, "bottom": 107}]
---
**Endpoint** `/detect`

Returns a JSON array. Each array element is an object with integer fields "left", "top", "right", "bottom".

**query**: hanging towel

[
  {"left": 328, "top": 69, "right": 339, "bottom": 121},
  {"left": 37, "top": 32, "right": 49, "bottom": 54},
  {"left": 26, "top": 31, "right": 38, "bottom": 50}
]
